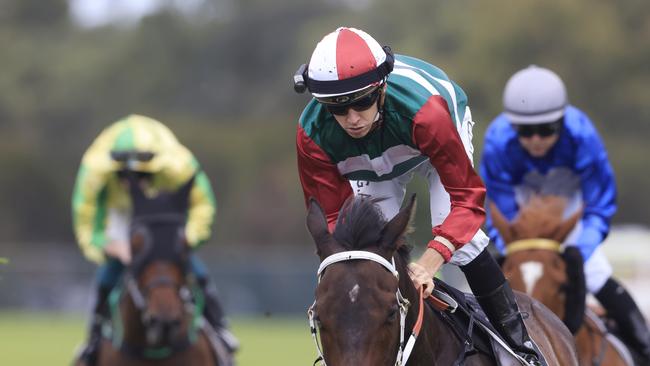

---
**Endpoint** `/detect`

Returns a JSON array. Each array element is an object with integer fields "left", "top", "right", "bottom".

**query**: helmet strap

[{"left": 368, "top": 83, "right": 387, "bottom": 132}]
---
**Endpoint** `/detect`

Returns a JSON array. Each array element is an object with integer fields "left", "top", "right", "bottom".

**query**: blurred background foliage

[{"left": 0, "top": 0, "right": 648, "bottom": 250}]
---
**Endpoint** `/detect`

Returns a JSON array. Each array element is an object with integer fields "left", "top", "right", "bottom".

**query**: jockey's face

[
  {"left": 332, "top": 100, "right": 379, "bottom": 139},
  {"left": 518, "top": 133, "right": 560, "bottom": 157}
]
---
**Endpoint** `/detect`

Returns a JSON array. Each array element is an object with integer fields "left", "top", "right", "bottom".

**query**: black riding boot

[
  {"left": 596, "top": 277, "right": 650, "bottom": 365},
  {"left": 76, "top": 286, "right": 110, "bottom": 366},
  {"left": 461, "top": 250, "right": 546, "bottom": 366},
  {"left": 198, "top": 278, "right": 239, "bottom": 353}
]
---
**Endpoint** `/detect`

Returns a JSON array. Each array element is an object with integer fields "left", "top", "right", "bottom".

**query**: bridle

[
  {"left": 307, "top": 250, "right": 426, "bottom": 366},
  {"left": 120, "top": 216, "right": 197, "bottom": 357}
]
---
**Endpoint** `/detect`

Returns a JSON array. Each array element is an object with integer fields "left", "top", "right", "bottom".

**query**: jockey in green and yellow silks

[
  {"left": 72, "top": 114, "right": 214, "bottom": 263},
  {"left": 71, "top": 115, "right": 238, "bottom": 366}
]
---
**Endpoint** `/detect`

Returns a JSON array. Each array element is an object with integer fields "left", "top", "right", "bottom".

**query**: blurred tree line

[{"left": 0, "top": 0, "right": 648, "bottom": 250}]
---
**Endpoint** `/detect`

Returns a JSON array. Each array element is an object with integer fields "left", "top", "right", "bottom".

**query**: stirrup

[
  {"left": 517, "top": 340, "right": 545, "bottom": 366},
  {"left": 521, "top": 354, "right": 542, "bottom": 366}
]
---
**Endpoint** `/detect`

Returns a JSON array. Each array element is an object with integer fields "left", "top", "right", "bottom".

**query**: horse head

[
  {"left": 124, "top": 174, "right": 195, "bottom": 348},
  {"left": 305, "top": 195, "right": 417, "bottom": 366},
  {"left": 491, "top": 195, "right": 586, "bottom": 333}
]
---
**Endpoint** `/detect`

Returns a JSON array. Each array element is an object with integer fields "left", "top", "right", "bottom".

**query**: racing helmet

[
  {"left": 109, "top": 115, "right": 178, "bottom": 173},
  {"left": 293, "top": 27, "right": 394, "bottom": 105},
  {"left": 503, "top": 65, "right": 568, "bottom": 125}
]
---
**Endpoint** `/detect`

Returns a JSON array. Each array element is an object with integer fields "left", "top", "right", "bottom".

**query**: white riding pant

[{"left": 349, "top": 107, "right": 489, "bottom": 266}]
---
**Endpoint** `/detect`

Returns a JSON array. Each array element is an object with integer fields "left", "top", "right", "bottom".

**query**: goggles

[
  {"left": 318, "top": 86, "right": 381, "bottom": 116},
  {"left": 110, "top": 150, "right": 155, "bottom": 163},
  {"left": 515, "top": 120, "right": 562, "bottom": 138}
]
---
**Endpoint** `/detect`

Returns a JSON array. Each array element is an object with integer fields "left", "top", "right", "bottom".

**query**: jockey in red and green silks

[
  {"left": 71, "top": 114, "right": 237, "bottom": 365},
  {"left": 294, "top": 27, "right": 545, "bottom": 365}
]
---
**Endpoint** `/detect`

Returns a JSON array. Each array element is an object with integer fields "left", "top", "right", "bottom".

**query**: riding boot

[
  {"left": 198, "top": 278, "right": 240, "bottom": 353},
  {"left": 596, "top": 278, "right": 650, "bottom": 365},
  {"left": 461, "top": 249, "right": 546, "bottom": 366},
  {"left": 477, "top": 281, "right": 546, "bottom": 366},
  {"left": 76, "top": 286, "right": 111, "bottom": 366}
]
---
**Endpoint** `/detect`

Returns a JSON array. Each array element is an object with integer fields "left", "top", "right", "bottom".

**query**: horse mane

[
  {"left": 333, "top": 196, "right": 413, "bottom": 268},
  {"left": 512, "top": 195, "right": 572, "bottom": 240}
]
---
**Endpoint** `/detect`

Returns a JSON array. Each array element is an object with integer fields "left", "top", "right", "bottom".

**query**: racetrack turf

[{"left": 0, "top": 311, "right": 315, "bottom": 366}]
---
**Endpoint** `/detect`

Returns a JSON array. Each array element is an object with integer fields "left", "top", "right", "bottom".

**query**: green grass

[{"left": 0, "top": 312, "right": 316, "bottom": 366}]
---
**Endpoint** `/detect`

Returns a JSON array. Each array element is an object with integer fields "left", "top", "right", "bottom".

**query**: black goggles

[
  {"left": 515, "top": 120, "right": 562, "bottom": 138},
  {"left": 110, "top": 150, "right": 155, "bottom": 163},
  {"left": 318, "top": 87, "right": 381, "bottom": 116}
]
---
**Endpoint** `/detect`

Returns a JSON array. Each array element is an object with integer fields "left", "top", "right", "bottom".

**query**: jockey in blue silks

[{"left": 480, "top": 65, "right": 650, "bottom": 364}]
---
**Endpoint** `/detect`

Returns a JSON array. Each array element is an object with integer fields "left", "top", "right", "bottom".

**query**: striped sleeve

[
  {"left": 71, "top": 164, "right": 110, "bottom": 264},
  {"left": 185, "top": 170, "right": 216, "bottom": 248},
  {"left": 297, "top": 125, "right": 352, "bottom": 232}
]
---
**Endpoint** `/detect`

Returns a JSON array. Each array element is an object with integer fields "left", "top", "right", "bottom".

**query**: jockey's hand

[
  {"left": 408, "top": 248, "right": 445, "bottom": 297},
  {"left": 104, "top": 240, "right": 131, "bottom": 264}
]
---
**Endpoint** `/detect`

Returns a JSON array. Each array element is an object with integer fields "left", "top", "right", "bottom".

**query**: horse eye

[
  {"left": 387, "top": 305, "right": 399, "bottom": 322},
  {"left": 312, "top": 314, "right": 322, "bottom": 326}
]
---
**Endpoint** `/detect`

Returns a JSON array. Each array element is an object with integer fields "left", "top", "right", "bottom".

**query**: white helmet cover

[
  {"left": 307, "top": 27, "right": 393, "bottom": 98},
  {"left": 503, "top": 65, "right": 568, "bottom": 125}
]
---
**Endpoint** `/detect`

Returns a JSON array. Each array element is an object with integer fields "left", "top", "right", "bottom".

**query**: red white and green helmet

[{"left": 293, "top": 27, "right": 394, "bottom": 104}]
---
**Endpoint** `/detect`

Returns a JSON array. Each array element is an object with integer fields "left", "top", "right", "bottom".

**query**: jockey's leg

[
  {"left": 595, "top": 277, "right": 650, "bottom": 363},
  {"left": 76, "top": 259, "right": 123, "bottom": 366},
  {"left": 190, "top": 255, "right": 239, "bottom": 353},
  {"left": 461, "top": 249, "right": 546, "bottom": 366}
]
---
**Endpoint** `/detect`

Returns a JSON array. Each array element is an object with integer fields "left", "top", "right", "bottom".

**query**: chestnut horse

[
  {"left": 305, "top": 195, "right": 578, "bottom": 366},
  {"left": 91, "top": 176, "right": 219, "bottom": 366},
  {"left": 490, "top": 195, "right": 632, "bottom": 366}
]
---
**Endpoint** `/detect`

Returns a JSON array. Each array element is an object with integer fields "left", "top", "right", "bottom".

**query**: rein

[
  {"left": 506, "top": 238, "right": 562, "bottom": 255},
  {"left": 308, "top": 250, "right": 426, "bottom": 366}
]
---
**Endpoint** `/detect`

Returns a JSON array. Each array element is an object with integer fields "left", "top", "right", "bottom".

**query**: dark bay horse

[
  {"left": 305, "top": 195, "right": 578, "bottom": 366},
  {"left": 91, "top": 176, "right": 218, "bottom": 366},
  {"left": 490, "top": 195, "right": 632, "bottom": 366}
]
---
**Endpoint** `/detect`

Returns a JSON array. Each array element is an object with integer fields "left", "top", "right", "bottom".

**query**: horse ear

[
  {"left": 554, "top": 208, "right": 582, "bottom": 243},
  {"left": 380, "top": 194, "right": 416, "bottom": 251},
  {"left": 306, "top": 198, "right": 338, "bottom": 260},
  {"left": 489, "top": 201, "right": 514, "bottom": 244}
]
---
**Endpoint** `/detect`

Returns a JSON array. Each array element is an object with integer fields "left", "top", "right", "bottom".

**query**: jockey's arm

[
  {"left": 574, "top": 125, "right": 617, "bottom": 261},
  {"left": 297, "top": 126, "right": 352, "bottom": 232},
  {"left": 412, "top": 97, "right": 486, "bottom": 263},
  {"left": 185, "top": 170, "right": 216, "bottom": 248},
  {"left": 72, "top": 164, "right": 111, "bottom": 264}
]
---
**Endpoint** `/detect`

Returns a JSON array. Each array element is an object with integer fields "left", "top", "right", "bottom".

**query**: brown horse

[
  {"left": 490, "top": 195, "right": 632, "bottom": 366},
  {"left": 90, "top": 176, "right": 219, "bottom": 366},
  {"left": 305, "top": 195, "right": 578, "bottom": 366}
]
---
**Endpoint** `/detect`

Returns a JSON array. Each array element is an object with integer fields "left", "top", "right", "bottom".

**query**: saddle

[{"left": 430, "top": 279, "right": 532, "bottom": 366}]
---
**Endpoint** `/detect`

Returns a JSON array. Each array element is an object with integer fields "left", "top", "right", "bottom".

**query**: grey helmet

[{"left": 503, "top": 65, "right": 568, "bottom": 125}]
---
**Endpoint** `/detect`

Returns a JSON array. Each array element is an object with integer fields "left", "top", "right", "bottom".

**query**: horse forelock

[
  {"left": 332, "top": 197, "right": 413, "bottom": 278},
  {"left": 333, "top": 197, "right": 386, "bottom": 250}
]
